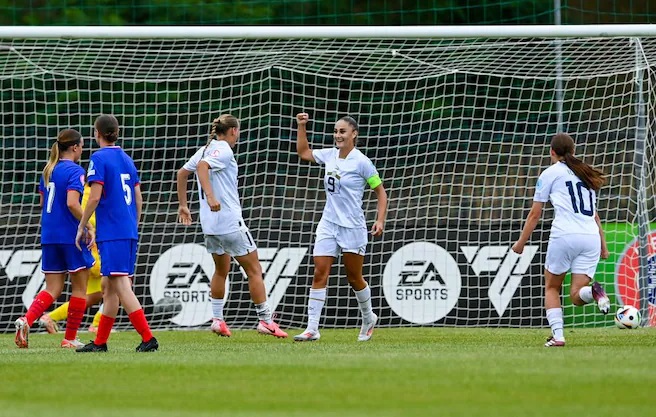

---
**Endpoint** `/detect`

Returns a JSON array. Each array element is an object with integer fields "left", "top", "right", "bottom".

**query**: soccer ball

[{"left": 614, "top": 305, "right": 642, "bottom": 329}]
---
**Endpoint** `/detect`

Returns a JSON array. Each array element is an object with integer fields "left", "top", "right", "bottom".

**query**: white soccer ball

[{"left": 614, "top": 305, "right": 642, "bottom": 329}]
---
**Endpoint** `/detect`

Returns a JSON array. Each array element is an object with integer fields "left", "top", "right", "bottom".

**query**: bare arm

[
  {"left": 135, "top": 183, "right": 143, "bottom": 226},
  {"left": 176, "top": 168, "right": 193, "bottom": 225},
  {"left": 75, "top": 182, "right": 102, "bottom": 250},
  {"left": 66, "top": 190, "right": 85, "bottom": 221},
  {"left": 370, "top": 184, "right": 388, "bottom": 237},
  {"left": 511, "top": 201, "right": 544, "bottom": 254},
  {"left": 595, "top": 212, "right": 609, "bottom": 259},
  {"left": 296, "top": 113, "right": 316, "bottom": 162},
  {"left": 39, "top": 193, "right": 43, "bottom": 208},
  {"left": 197, "top": 160, "right": 221, "bottom": 211}
]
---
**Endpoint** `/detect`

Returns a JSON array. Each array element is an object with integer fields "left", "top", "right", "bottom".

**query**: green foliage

[{"left": 3, "top": 0, "right": 653, "bottom": 26}]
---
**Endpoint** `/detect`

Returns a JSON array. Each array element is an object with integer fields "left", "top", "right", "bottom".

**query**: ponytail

[
  {"left": 563, "top": 153, "right": 605, "bottom": 192},
  {"left": 43, "top": 129, "right": 82, "bottom": 184},
  {"left": 551, "top": 133, "right": 605, "bottom": 192},
  {"left": 42, "top": 142, "right": 60, "bottom": 184},
  {"left": 203, "top": 114, "right": 239, "bottom": 157}
]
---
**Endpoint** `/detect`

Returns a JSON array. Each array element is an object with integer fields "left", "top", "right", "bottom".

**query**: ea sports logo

[
  {"left": 149, "top": 243, "right": 223, "bottom": 326},
  {"left": 615, "top": 231, "right": 656, "bottom": 325},
  {"left": 382, "top": 242, "right": 461, "bottom": 324}
]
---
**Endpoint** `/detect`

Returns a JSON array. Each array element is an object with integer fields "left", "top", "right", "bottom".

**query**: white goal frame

[{"left": 0, "top": 24, "right": 654, "bottom": 330}]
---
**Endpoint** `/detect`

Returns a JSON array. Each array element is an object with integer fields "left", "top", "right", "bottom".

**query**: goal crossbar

[{"left": 2, "top": 24, "right": 656, "bottom": 39}]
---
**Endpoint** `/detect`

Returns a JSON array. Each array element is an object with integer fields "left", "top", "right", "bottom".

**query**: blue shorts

[
  {"left": 97, "top": 239, "right": 138, "bottom": 277},
  {"left": 42, "top": 244, "right": 95, "bottom": 274}
]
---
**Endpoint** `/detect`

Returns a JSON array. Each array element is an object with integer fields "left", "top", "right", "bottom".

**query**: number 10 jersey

[{"left": 533, "top": 161, "right": 599, "bottom": 238}]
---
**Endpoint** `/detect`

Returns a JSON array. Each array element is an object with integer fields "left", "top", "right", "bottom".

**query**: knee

[
  {"left": 345, "top": 271, "right": 363, "bottom": 286},
  {"left": 313, "top": 269, "right": 330, "bottom": 287},
  {"left": 243, "top": 266, "right": 263, "bottom": 281}
]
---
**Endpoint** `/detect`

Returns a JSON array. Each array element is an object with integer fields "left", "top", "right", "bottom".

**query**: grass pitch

[{"left": 1, "top": 327, "right": 654, "bottom": 417}]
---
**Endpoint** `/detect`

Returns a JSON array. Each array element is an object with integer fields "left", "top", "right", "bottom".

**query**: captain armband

[{"left": 367, "top": 174, "right": 382, "bottom": 189}]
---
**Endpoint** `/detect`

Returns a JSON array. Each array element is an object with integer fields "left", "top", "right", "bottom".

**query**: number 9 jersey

[
  {"left": 533, "top": 161, "right": 599, "bottom": 238},
  {"left": 86, "top": 146, "right": 140, "bottom": 241}
]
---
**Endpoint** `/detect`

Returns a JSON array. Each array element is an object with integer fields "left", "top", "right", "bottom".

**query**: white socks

[
  {"left": 546, "top": 308, "right": 564, "bottom": 341},
  {"left": 307, "top": 288, "right": 326, "bottom": 332},
  {"left": 254, "top": 301, "right": 272, "bottom": 324},
  {"left": 579, "top": 286, "right": 593, "bottom": 304},
  {"left": 211, "top": 297, "right": 225, "bottom": 321},
  {"left": 354, "top": 285, "right": 374, "bottom": 323}
]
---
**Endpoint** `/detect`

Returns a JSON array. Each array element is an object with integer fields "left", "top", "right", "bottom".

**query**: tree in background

[{"left": 0, "top": 0, "right": 654, "bottom": 26}]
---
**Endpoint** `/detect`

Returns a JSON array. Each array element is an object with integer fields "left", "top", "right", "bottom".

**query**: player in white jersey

[
  {"left": 293, "top": 113, "right": 388, "bottom": 342},
  {"left": 512, "top": 133, "right": 610, "bottom": 347},
  {"left": 176, "top": 114, "right": 287, "bottom": 338}
]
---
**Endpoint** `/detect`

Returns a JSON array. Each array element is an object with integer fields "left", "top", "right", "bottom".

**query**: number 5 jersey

[{"left": 86, "top": 146, "right": 140, "bottom": 242}]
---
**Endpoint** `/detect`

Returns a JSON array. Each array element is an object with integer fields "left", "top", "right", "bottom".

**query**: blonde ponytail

[
  {"left": 203, "top": 114, "right": 239, "bottom": 157},
  {"left": 42, "top": 142, "right": 60, "bottom": 184},
  {"left": 43, "top": 129, "right": 83, "bottom": 183}
]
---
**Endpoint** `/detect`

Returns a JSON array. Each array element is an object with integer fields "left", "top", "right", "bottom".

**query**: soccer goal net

[{"left": 0, "top": 26, "right": 655, "bottom": 331}]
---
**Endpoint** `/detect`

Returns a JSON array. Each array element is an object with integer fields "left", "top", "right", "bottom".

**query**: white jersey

[
  {"left": 312, "top": 147, "right": 380, "bottom": 229},
  {"left": 182, "top": 140, "right": 243, "bottom": 236},
  {"left": 533, "top": 161, "right": 599, "bottom": 238}
]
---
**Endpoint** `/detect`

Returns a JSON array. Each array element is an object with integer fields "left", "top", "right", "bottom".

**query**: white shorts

[
  {"left": 205, "top": 224, "right": 257, "bottom": 257},
  {"left": 545, "top": 234, "right": 600, "bottom": 278},
  {"left": 313, "top": 218, "right": 368, "bottom": 257}
]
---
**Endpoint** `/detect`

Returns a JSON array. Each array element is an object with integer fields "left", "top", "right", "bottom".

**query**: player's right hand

[
  {"left": 511, "top": 241, "right": 523, "bottom": 254},
  {"left": 207, "top": 196, "right": 221, "bottom": 212},
  {"left": 296, "top": 113, "right": 309, "bottom": 126},
  {"left": 178, "top": 206, "right": 192, "bottom": 225}
]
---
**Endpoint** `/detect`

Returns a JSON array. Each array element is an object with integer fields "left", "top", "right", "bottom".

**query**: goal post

[{"left": 0, "top": 25, "right": 654, "bottom": 331}]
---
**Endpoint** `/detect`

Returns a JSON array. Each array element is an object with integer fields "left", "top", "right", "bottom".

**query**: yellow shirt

[{"left": 81, "top": 184, "right": 96, "bottom": 229}]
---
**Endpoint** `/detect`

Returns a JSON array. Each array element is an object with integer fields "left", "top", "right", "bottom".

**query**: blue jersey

[
  {"left": 39, "top": 160, "right": 86, "bottom": 244},
  {"left": 86, "top": 146, "right": 140, "bottom": 242}
]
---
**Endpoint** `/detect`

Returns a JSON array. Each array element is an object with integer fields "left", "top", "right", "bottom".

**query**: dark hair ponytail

[
  {"left": 94, "top": 114, "right": 120, "bottom": 143},
  {"left": 551, "top": 133, "right": 605, "bottom": 191}
]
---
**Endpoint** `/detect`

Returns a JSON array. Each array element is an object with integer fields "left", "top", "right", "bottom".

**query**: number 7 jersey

[
  {"left": 86, "top": 146, "right": 140, "bottom": 242},
  {"left": 533, "top": 161, "right": 599, "bottom": 237}
]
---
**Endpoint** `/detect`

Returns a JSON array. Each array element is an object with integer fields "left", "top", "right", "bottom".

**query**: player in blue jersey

[
  {"left": 14, "top": 129, "right": 94, "bottom": 349},
  {"left": 74, "top": 114, "right": 158, "bottom": 353}
]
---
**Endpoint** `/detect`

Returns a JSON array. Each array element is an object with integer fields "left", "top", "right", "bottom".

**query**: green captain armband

[{"left": 367, "top": 174, "right": 382, "bottom": 189}]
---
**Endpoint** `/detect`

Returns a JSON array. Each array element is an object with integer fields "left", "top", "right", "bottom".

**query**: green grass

[{"left": 1, "top": 327, "right": 654, "bottom": 417}]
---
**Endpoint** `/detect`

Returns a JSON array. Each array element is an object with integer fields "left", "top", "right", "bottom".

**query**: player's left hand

[
  {"left": 370, "top": 220, "right": 384, "bottom": 237},
  {"left": 84, "top": 227, "right": 96, "bottom": 250},
  {"left": 75, "top": 225, "right": 95, "bottom": 251},
  {"left": 600, "top": 246, "right": 610, "bottom": 259},
  {"left": 207, "top": 195, "right": 221, "bottom": 212}
]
